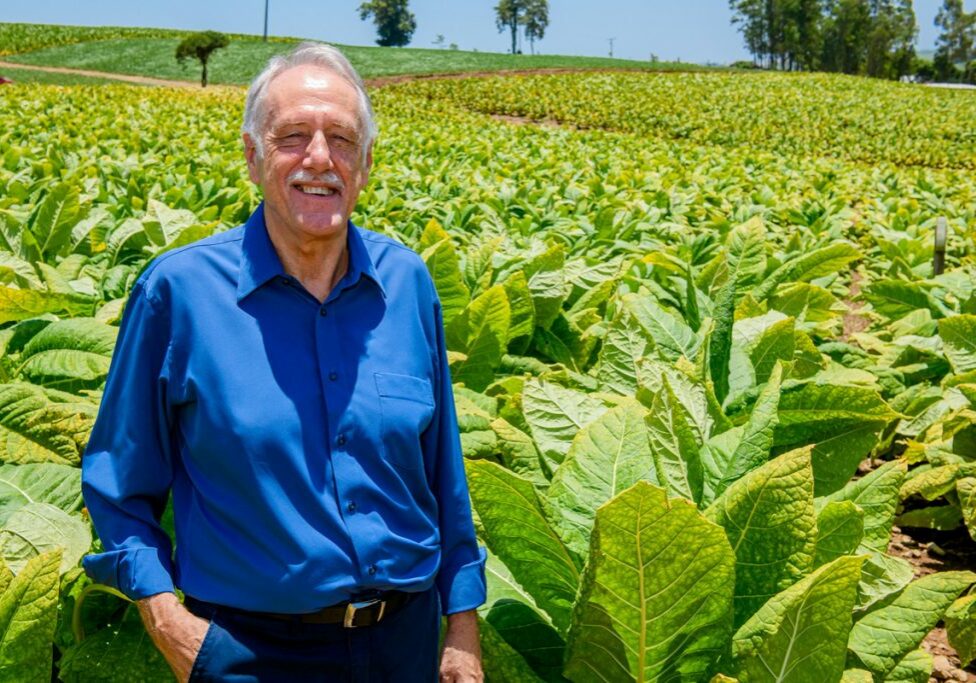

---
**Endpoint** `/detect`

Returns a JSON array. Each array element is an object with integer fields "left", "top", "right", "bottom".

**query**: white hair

[{"left": 242, "top": 42, "right": 377, "bottom": 161}]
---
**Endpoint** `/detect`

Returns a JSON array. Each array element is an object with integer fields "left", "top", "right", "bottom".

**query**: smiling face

[{"left": 244, "top": 64, "right": 372, "bottom": 246}]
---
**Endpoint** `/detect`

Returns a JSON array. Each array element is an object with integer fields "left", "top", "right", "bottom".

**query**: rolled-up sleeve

[
  {"left": 81, "top": 281, "right": 177, "bottom": 600},
  {"left": 425, "top": 297, "right": 487, "bottom": 615}
]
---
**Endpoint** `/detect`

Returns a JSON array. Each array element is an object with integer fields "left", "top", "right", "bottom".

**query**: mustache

[{"left": 287, "top": 170, "right": 344, "bottom": 190}]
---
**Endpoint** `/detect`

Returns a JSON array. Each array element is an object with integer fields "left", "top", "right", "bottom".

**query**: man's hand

[
  {"left": 136, "top": 592, "right": 211, "bottom": 683},
  {"left": 440, "top": 609, "right": 483, "bottom": 683}
]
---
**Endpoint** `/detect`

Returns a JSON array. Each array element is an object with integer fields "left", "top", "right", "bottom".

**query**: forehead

[{"left": 263, "top": 65, "right": 361, "bottom": 127}]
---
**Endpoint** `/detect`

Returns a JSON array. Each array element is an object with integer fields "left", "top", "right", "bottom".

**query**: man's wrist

[{"left": 136, "top": 591, "right": 185, "bottom": 635}]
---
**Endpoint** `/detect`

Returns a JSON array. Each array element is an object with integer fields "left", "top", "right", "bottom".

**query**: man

[{"left": 81, "top": 43, "right": 486, "bottom": 682}]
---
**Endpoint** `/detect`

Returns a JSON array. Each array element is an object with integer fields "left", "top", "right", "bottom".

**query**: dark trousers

[{"left": 184, "top": 587, "right": 440, "bottom": 682}]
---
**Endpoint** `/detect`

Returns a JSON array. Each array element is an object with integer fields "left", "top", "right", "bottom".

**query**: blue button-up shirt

[{"left": 81, "top": 204, "right": 486, "bottom": 615}]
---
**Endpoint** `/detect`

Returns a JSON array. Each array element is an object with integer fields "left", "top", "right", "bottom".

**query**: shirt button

[
  {"left": 346, "top": 501, "right": 357, "bottom": 513},
  {"left": 337, "top": 434, "right": 346, "bottom": 446},
  {"left": 319, "top": 307, "right": 328, "bottom": 317},
  {"left": 329, "top": 371, "right": 338, "bottom": 381},
  {"left": 367, "top": 565, "right": 377, "bottom": 576}
]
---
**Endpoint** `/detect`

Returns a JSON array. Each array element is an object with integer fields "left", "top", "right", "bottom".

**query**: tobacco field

[{"left": 0, "top": 68, "right": 975, "bottom": 682}]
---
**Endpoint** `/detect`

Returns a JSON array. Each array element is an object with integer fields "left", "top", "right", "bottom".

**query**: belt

[{"left": 185, "top": 591, "right": 413, "bottom": 628}]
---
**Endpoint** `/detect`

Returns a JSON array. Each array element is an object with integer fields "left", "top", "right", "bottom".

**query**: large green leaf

[
  {"left": 939, "top": 314, "right": 976, "bottom": 374},
  {"left": 706, "top": 447, "right": 816, "bottom": 628},
  {"left": 450, "top": 285, "right": 510, "bottom": 392},
  {"left": 710, "top": 278, "right": 737, "bottom": 404},
  {"left": 490, "top": 418, "right": 548, "bottom": 488},
  {"left": 636, "top": 358, "right": 713, "bottom": 439},
  {"left": 769, "top": 283, "right": 839, "bottom": 323},
  {"left": 774, "top": 382, "right": 898, "bottom": 495},
  {"left": 0, "top": 253, "right": 40, "bottom": 289},
  {"left": 467, "top": 460, "right": 580, "bottom": 634},
  {"left": 16, "top": 318, "right": 117, "bottom": 391},
  {"left": 863, "top": 280, "right": 935, "bottom": 319},
  {"left": 712, "top": 363, "right": 782, "bottom": 500},
  {"left": 749, "top": 318, "right": 795, "bottom": 385},
  {"left": 422, "top": 236, "right": 470, "bottom": 326},
  {"left": 522, "top": 379, "right": 607, "bottom": 468},
  {"left": 813, "top": 501, "right": 864, "bottom": 567},
  {"left": 895, "top": 505, "right": 963, "bottom": 531},
  {"left": 820, "top": 461, "right": 905, "bottom": 554},
  {"left": 730, "top": 555, "right": 864, "bottom": 683},
  {"left": 854, "top": 553, "right": 914, "bottom": 613},
  {"left": 142, "top": 199, "right": 197, "bottom": 247},
  {"left": 565, "top": 482, "right": 735, "bottom": 682},
  {"left": 788, "top": 242, "right": 861, "bottom": 283},
  {"left": 527, "top": 249, "right": 567, "bottom": 330},
  {"left": 847, "top": 570, "right": 976, "bottom": 678},
  {"left": 481, "top": 553, "right": 565, "bottom": 682},
  {"left": 945, "top": 594, "right": 976, "bottom": 668},
  {"left": 596, "top": 309, "right": 652, "bottom": 396},
  {"left": 502, "top": 271, "right": 536, "bottom": 346},
  {"left": 0, "top": 463, "right": 82, "bottom": 525},
  {"left": 58, "top": 603, "right": 173, "bottom": 683},
  {"left": 478, "top": 616, "right": 546, "bottom": 683},
  {"left": 959, "top": 477, "right": 976, "bottom": 542},
  {"left": 645, "top": 375, "right": 704, "bottom": 504},
  {"left": 884, "top": 649, "right": 933, "bottom": 683},
  {"left": 622, "top": 293, "right": 700, "bottom": 363},
  {"left": 0, "top": 550, "right": 60, "bottom": 683},
  {"left": 725, "top": 217, "right": 767, "bottom": 293},
  {"left": 0, "top": 287, "right": 87, "bottom": 325},
  {"left": 546, "top": 401, "right": 655, "bottom": 559},
  {"left": 751, "top": 243, "right": 860, "bottom": 303},
  {"left": 0, "top": 383, "right": 97, "bottom": 466},
  {"left": 0, "top": 502, "right": 91, "bottom": 575},
  {"left": 30, "top": 183, "right": 81, "bottom": 261}
]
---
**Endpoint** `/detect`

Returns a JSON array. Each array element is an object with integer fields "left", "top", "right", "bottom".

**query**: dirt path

[
  {"left": 0, "top": 60, "right": 218, "bottom": 87},
  {"left": 842, "top": 270, "right": 871, "bottom": 340},
  {"left": 0, "top": 61, "right": 686, "bottom": 90}
]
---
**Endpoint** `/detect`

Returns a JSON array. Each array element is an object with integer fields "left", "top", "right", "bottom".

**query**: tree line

[
  {"left": 358, "top": 0, "right": 549, "bottom": 54},
  {"left": 730, "top": 0, "right": 976, "bottom": 82}
]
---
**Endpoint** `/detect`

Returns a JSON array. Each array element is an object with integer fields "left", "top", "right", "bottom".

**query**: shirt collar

[{"left": 237, "top": 202, "right": 386, "bottom": 302}]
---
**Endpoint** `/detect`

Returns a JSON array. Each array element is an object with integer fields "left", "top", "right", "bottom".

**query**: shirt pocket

[{"left": 374, "top": 372, "right": 435, "bottom": 470}]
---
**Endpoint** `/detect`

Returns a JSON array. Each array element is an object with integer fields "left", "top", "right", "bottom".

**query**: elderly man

[{"left": 81, "top": 43, "right": 486, "bottom": 682}]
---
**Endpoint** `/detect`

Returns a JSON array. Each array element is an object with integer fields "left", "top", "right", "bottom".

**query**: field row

[{"left": 0, "top": 72, "right": 974, "bottom": 681}]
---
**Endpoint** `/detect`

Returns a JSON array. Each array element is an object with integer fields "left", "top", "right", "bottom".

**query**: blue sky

[{"left": 3, "top": 0, "right": 964, "bottom": 64}]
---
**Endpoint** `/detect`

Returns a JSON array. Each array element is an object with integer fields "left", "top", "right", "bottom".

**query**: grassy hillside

[
  {"left": 1, "top": 22, "right": 702, "bottom": 84},
  {"left": 0, "top": 22, "right": 291, "bottom": 56}
]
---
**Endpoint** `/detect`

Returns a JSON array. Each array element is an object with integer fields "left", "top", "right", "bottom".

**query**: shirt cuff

[
  {"left": 82, "top": 547, "right": 176, "bottom": 600},
  {"left": 437, "top": 545, "right": 488, "bottom": 615}
]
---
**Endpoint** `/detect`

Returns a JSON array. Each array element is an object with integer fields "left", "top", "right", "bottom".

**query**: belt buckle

[{"left": 343, "top": 597, "right": 386, "bottom": 628}]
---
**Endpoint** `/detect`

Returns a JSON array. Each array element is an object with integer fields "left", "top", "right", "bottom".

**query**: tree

[
  {"left": 358, "top": 0, "right": 416, "bottom": 47},
  {"left": 523, "top": 0, "right": 549, "bottom": 55},
  {"left": 496, "top": 0, "right": 525, "bottom": 54},
  {"left": 865, "top": 0, "right": 917, "bottom": 79},
  {"left": 821, "top": 0, "right": 871, "bottom": 74},
  {"left": 175, "top": 31, "right": 229, "bottom": 88},
  {"left": 934, "top": 0, "right": 976, "bottom": 77}
]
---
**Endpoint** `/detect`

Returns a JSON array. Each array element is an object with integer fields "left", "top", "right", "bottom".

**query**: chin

[{"left": 296, "top": 215, "right": 347, "bottom": 237}]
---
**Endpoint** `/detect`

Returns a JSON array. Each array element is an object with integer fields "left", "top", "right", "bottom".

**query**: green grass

[
  {"left": 5, "top": 36, "right": 704, "bottom": 85},
  {"left": 0, "top": 64, "right": 122, "bottom": 85},
  {"left": 0, "top": 22, "right": 292, "bottom": 56}
]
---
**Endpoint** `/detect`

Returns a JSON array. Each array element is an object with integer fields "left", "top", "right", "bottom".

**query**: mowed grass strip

[{"left": 5, "top": 36, "right": 701, "bottom": 85}]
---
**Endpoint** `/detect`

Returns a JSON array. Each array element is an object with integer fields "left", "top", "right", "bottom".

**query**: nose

[{"left": 303, "top": 131, "right": 333, "bottom": 172}]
